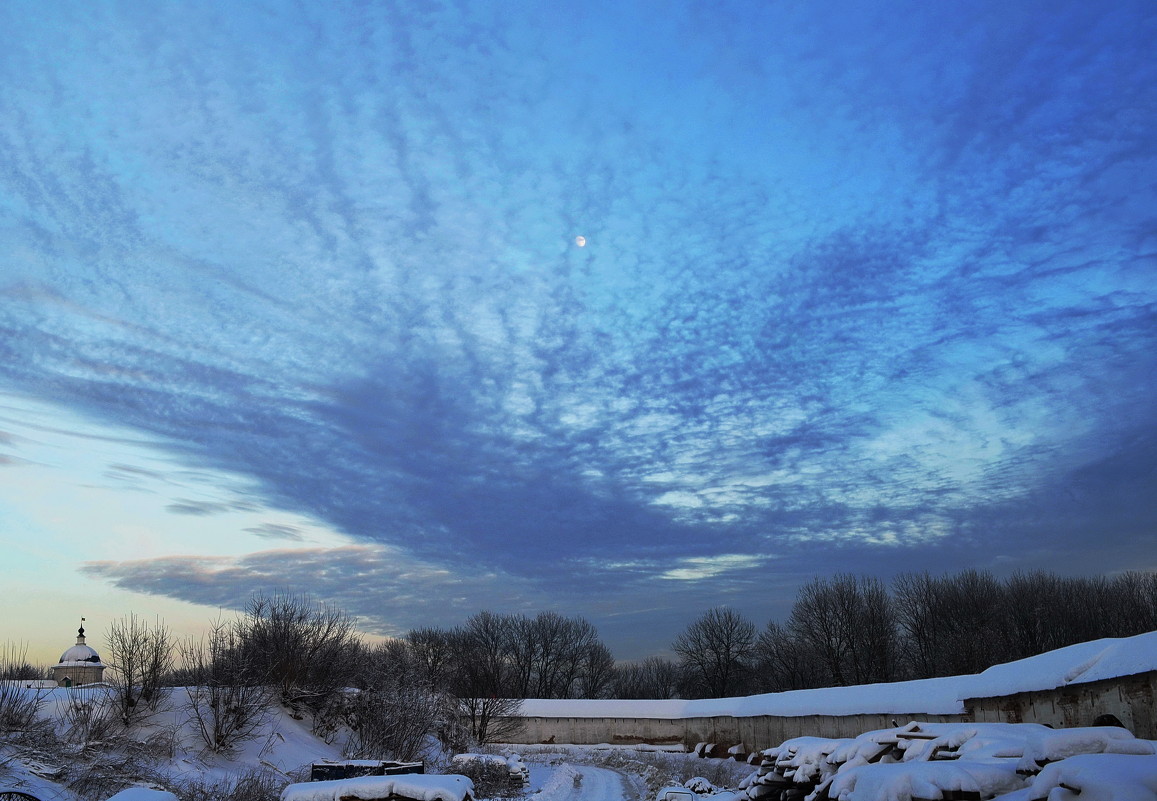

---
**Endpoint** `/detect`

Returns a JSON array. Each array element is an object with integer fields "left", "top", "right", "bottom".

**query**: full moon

[{"left": 575, "top": 235, "right": 586, "bottom": 247}]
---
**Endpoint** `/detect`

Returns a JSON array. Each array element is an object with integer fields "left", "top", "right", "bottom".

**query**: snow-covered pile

[
  {"left": 449, "top": 751, "right": 528, "bottom": 783},
  {"left": 740, "top": 720, "right": 1157, "bottom": 801},
  {"left": 280, "top": 773, "right": 474, "bottom": 801},
  {"left": 1017, "top": 726, "right": 1155, "bottom": 773},
  {"left": 1007, "top": 754, "right": 1157, "bottom": 801},
  {"left": 829, "top": 760, "right": 1025, "bottom": 801}
]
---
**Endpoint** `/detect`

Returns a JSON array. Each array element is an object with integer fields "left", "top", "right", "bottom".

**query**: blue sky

[{"left": 1, "top": 1, "right": 1155, "bottom": 664}]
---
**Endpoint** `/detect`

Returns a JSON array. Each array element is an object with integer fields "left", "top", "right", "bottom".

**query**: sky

[{"left": 1, "top": 0, "right": 1155, "bottom": 666}]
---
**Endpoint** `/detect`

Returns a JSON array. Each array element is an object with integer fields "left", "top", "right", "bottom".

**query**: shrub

[
  {"left": 176, "top": 767, "right": 283, "bottom": 801},
  {"left": 0, "top": 643, "right": 47, "bottom": 734},
  {"left": 450, "top": 753, "right": 525, "bottom": 798}
]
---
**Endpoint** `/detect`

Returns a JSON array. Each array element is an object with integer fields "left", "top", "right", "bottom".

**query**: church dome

[
  {"left": 59, "top": 642, "right": 102, "bottom": 664},
  {"left": 57, "top": 623, "right": 104, "bottom": 665}
]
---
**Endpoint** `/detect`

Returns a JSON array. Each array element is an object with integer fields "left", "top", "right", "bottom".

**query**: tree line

[{"left": 676, "top": 569, "right": 1157, "bottom": 698}]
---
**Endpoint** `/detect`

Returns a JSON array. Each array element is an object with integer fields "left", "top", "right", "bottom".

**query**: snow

[
  {"left": 103, "top": 791, "right": 179, "bottom": 801},
  {"left": 0, "top": 684, "right": 345, "bottom": 800},
  {"left": 1017, "top": 727, "right": 1156, "bottom": 772},
  {"left": 771, "top": 736, "right": 844, "bottom": 784},
  {"left": 829, "top": 760, "right": 1026, "bottom": 801},
  {"left": 451, "top": 753, "right": 509, "bottom": 768},
  {"left": 744, "top": 719, "right": 1157, "bottom": 801},
  {"left": 520, "top": 631, "right": 1157, "bottom": 719},
  {"left": 1008, "top": 754, "right": 1157, "bottom": 801},
  {"left": 280, "top": 773, "right": 474, "bottom": 801}
]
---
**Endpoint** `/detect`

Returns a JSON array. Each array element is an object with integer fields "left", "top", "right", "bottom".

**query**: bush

[
  {"left": 180, "top": 620, "right": 272, "bottom": 755},
  {"left": 56, "top": 685, "right": 122, "bottom": 754},
  {"left": 176, "top": 767, "right": 283, "bottom": 801},
  {"left": 0, "top": 643, "right": 47, "bottom": 734},
  {"left": 450, "top": 753, "right": 525, "bottom": 798}
]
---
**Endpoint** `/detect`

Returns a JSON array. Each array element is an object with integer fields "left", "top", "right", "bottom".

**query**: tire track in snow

[{"left": 530, "top": 763, "right": 635, "bottom": 801}]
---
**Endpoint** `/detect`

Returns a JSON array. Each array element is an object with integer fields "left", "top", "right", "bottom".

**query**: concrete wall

[
  {"left": 511, "top": 711, "right": 966, "bottom": 753},
  {"left": 508, "top": 671, "right": 1157, "bottom": 752},
  {"left": 967, "top": 671, "right": 1157, "bottom": 740}
]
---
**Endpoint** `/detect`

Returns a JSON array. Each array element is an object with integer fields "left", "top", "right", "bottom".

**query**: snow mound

[
  {"left": 105, "top": 791, "right": 180, "bottom": 801},
  {"left": 829, "top": 760, "right": 1025, "bottom": 801},
  {"left": 1011, "top": 754, "right": 1157, "bottom": 801},
  {"left": 280, "top": 773, "right": 474, "bottom": 801}
]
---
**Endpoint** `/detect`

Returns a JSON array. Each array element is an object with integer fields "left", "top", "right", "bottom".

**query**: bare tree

[
  {"left": 787, "top": 577, "right": 850, "bottom": 687},
  {"left": 613, "top": 656, "right": 680, "bottom": 699},
  {"left": 533, "top": 613, "right": 606, "bottom": 698},
  {"left": 850, "top": 575, "right": 897, "bottom": 684},
  {"left": 576, "top": 641, "right": 616, "bottom": 699},
  {"left": 106, "top": 614, "right": 174, "bottom": 725},
  {"left": 1102, "top": 572, "right": 1157, "bottom": 637},
  {"left": 407, "top": 626, "right": 456, "bottom": 690},
  {"left": 445, "top": 612, "right": 524, "bottom": 744},
  {"left": 238, "top": 592, "right": 359, "bottom": 717},
  {"left": 938, "top": 569, "right": 1006, "bottom": 675},
  {"left": 672, "top": 607, "right": 756, "bottom": 698},
  {"left": 1002, "top": 570, "right": 1069, "bottom": 660},
  {"left": 180, "top": 619, "right": 271, "bottom": 755},
  {"left": 344, "top": 640, "right": 448, "bottom": 762},
  {"left": 642, "top": 656, "right": 681, "bottom": 699},
  {"left": 893, "top": 571, "right": 945, "bottom": 679},
  {"left": 753, "top": 621, "right": 821, "bottom": 692},
  {"left": 506, "top": 612, "right": 610, "bottom": 699}
]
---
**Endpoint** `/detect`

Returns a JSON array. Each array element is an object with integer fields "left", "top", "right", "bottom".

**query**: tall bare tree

[
  {"left": 893, "top": 571, "right": 945, "bottom": 679},
  {"left": 105, "top": 614, "right": 173, "bottom": 724},
  {"left": 672, "top": 607, "right": 756, "bottom": 698},
  {"left": 614, "top": 656, "right": 680, "bottom": 699},
  {"left": 576, "top": 640, "right": 616, "bottom": 699},
  {"left": 445, "top": 612, "right": 524, "bottom": 744},
  {"left": 407, "top": 626, "right": 455, "bottom": 690},
  {"left": 753, "top": 620, "right": 822, "bottom": 692}
]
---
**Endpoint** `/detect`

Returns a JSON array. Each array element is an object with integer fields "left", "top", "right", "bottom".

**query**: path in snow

[{"left": 527, "top": 762, "right": 636, "bottom": 801}]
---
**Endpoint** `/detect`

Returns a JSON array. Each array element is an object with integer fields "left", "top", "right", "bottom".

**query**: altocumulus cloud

[{"left": 1, "top": 0, "right": 1155, "bottom": 646}]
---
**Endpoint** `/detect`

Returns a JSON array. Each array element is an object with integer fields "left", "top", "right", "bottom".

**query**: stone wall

[
  {"left": 966, "top": 671, "right": 1157, "bottom": 740},
  {"left": 511, "top": 711, "right": 966, "bottom": 753},
  {"left": 507, "top": 671, "right": 1157, "bottom": 752}
]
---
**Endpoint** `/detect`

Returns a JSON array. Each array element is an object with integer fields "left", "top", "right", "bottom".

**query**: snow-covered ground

[
  {"left": 526, "top": 763, "right": 629, "bottom": 801},
  {"left": 0, "top": 686, "right": 343, "bottom": 801}
]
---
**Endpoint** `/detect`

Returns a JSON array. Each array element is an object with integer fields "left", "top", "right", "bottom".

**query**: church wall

[{"left": 51, "top": 663, "right": 106, "bottom": 687}]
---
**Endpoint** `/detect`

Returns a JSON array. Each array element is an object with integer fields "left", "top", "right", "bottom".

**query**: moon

[{"left": 575, "top": 235, "right": 586, "bottom": 247}]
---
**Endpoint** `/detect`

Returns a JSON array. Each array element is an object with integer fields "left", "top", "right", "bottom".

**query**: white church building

[{"left": 50, "top": 621, "right": 106, "bottom": 687}]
